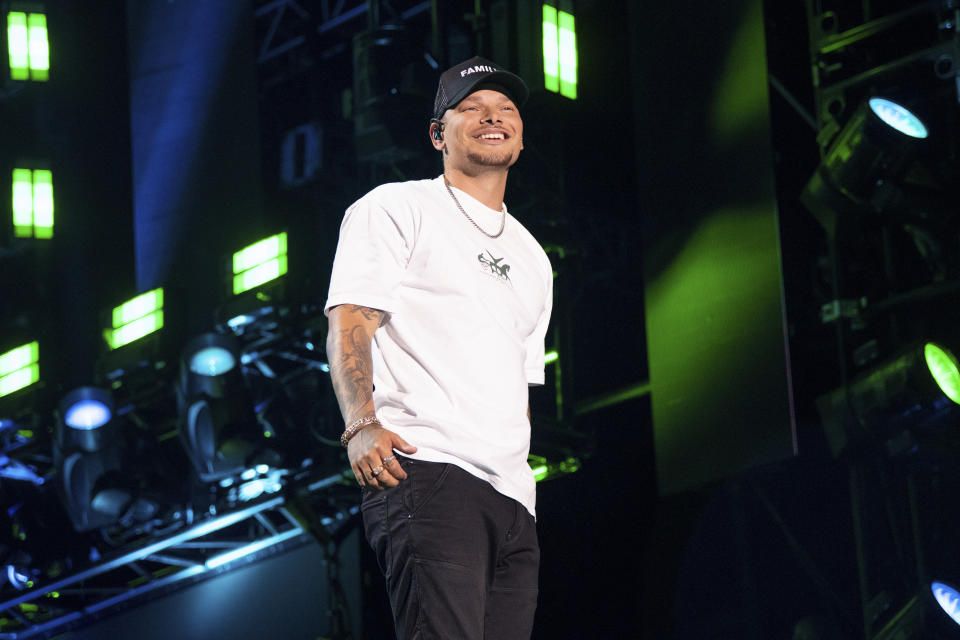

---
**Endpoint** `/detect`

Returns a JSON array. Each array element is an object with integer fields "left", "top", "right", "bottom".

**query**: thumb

[{"left": 391, "top": 432, "right": 417, "bottom": 454}]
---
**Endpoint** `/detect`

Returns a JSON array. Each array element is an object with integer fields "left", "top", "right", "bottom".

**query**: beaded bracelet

[{"left": 341, "top": 415, "right": 380, "bottom": 447}]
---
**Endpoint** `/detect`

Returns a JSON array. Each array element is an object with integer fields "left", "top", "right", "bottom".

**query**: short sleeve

[
  {"left": 324, "top": 193, "right": 415, "bottom": 316},
  {"left": 524, "top": 259, "right": 553, "bottom": 386}
]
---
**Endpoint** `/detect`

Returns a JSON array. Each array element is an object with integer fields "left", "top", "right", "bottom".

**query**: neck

[{"left": 443, "top": 167, "right": 508, "bottom": 211}]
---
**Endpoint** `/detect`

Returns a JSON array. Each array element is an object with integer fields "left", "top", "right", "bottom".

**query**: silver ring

[
  {"left": 371, "top": 465, "right": 384, "bottom": 477},
  {"left": 382, "top": 455, "right": 396, "bottom": 465}
]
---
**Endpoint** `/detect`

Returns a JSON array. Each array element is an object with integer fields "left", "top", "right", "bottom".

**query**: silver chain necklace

[{"left": 444, "top": 180, "right": 506, "bottom": 239}]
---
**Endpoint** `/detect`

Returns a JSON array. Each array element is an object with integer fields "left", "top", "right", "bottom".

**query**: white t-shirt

[{"left": 325, "top": 175, "right": 553, "bottom": 516}]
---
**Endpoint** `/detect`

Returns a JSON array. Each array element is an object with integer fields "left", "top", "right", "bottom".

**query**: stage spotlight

[
  {"left": 61, "top": 386, "right": 113, "bottom": 431},
  {"left": 59, "top": 387, "right": 116, "bottom": 452},
  {"left": 801, "top": 96, "right": 928, "bottom": 216},
  {"left": 869, "top": 98, "right": 928, "bottom": 139},
  {"left": 55, "top": 387, "right": 152, "bottom": 532},
  {"left": 179, "top": 333, "right": 262, "bottom": 483},
  {"left": 817, "top": 341, "right": 960, "bottom": 457},
  {"left": 5, "top": 564, "right": 32, "bottom": 590},
  {"left": 924, "top": 343, "right": 960, "bottom": 404},
  {"left": 931, "top": 581, "right": 960, "bottom": 627},
  {"left": 189, "top": 344, "right": 236, "bottom": 377}
]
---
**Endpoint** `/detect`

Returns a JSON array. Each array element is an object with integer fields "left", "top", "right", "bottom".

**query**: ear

[{"left": 429, "top": 122, "right": 445, "bottom": 151}]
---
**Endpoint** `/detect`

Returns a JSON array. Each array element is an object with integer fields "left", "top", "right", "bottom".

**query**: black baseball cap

[{"left": 431, "top": 56, "right": 529, "bottom": 120}]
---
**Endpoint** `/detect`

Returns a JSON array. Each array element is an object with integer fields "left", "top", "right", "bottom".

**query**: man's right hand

[{"left": 348, "top": 423, "right": 417, "bottom": 490}]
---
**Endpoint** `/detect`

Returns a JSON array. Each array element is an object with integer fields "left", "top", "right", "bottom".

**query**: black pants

[{"left": 361, "top": 457, "right": 539, "bottom": 639}]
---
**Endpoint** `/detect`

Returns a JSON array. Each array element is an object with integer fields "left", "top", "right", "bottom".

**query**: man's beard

[{"left": 466, "top": 148, "right": 517, "bottom": 167}]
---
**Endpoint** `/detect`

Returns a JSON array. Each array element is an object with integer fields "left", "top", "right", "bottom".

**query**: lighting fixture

[
  {"left": 923, "top": 343, "right": 960, "bottom": 405},
  {"left": 869, "top": 98, "right": 927, "bottom": 139},
  {"left": 542, "top": 3, "right": 577, "bottom": 99},
  {"left": 817, "top": 341, "right": 960, "bottom": 457},
  {"left": 12, "top": 168, "right": 53, "bottom": 239},
  {"left": 932, "top": 581, "right": 960, "bottom": 627},
  {"left": 232, "top": 232, "right": 288, "bottom": 295},
  {"left": 54, "top": 392, "right": 145, "bottom": 532},
  {"left": 179, "top": 333, "right": 259, "bottom": 483},
  {"left": 61, "top": 387, "right": 113, "bottom": 431},
  {"left": 103, "top": 288, "right": 164, "bottom": 350},
  {"left": 801, "top": 96, "right": 928, "bottom": 216},
  {"left": 56, "top": 387, "right": 118, "bottom": 455},
  {"left": 6, "top": 11, "right": 49, "bottom": 82},
  {"left": 0, "top": 341, "right": 39, "bottom": 398},
  {"left": 528, "top": 454, "right": 581, "bottom": 483}
]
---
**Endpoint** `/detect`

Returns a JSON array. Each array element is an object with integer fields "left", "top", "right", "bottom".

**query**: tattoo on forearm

[
  {"left": 330, "top": 325, "right": 376, "bottom": 419},
  {"left": 347, "top": 305, "right": 384, "bottom": 324}
]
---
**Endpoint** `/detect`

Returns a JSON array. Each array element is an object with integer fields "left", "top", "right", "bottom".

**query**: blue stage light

[
  {"left": 869, "top": 98, "right": 928, "bottom": 139},
  {"left": 932, "top": 581, "right": 960, "bottom": 626},
  {"left": 189, "top": 346, "right": 237, "bottom": 376},
  {"left": 64, "top": 399, "right": 112, "bottom": 430},
  {"left": 60, "top": 387, "right": 114, "bottom": 432}
]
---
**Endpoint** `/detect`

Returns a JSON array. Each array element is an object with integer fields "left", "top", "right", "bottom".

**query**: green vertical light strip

[
  {"left": 6, "top": 12, "right": 48, "bottom": 81},
  {"left": 31, "top": 169, "right": 53, "bottom": 238},
  {"left": 7, "top": 12, "right": 28, "bottom": 80},
  {"left": 26, "top": 13, "right": 48, "bottom": 81},
  {"left": 542, "top": 5, "right": 577, "bottom": 99},
  {"left": 542, "top": 5, "right": 560, "bottom": 93},
  {"left": 12, "top": 169, "right": 33, "bottom": 238},
  {"left": 11, "top": 169, "right": 53, "bottom": 239},
  {"left": 557, "top": 11, "right": 578, "bottom": 99},
  {"left": 232, "top": 232, "right": 288, "bottom": 295},
  {"left": 104, "top": 288, "right": 165, "bottom": 350},
  {"left": 0, "top": 341, "right": 39, "bottom": 398}
]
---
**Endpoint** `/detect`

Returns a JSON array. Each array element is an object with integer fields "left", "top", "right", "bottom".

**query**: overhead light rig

[
  {"left": 789, "top": 5, "right": 960, "bottom": 637},
  {"left": 800, "top": 1, "right": 960, "bottom": 377}
]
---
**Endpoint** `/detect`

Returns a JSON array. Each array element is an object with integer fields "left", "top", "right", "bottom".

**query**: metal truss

[
  {"left": 255, "top": 0, "right": 432, "bottom": 62},
  {"left": 256, "top": 0, "right": 312, "bottom": 63},
  {"left": 805, "top": 0, "right": 960, "bottom": 146},
  {"left": 0, "top": 470, "right": 354, "bottom": 639}
]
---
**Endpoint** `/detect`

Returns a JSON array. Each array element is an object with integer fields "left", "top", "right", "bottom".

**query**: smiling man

[{"left": 324, "top": 56, "right": 553, "bottom": 639}]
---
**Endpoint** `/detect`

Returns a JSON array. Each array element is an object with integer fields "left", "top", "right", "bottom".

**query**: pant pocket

[{"left": 404, "top": 460, "right": 452, "bottom": 517}]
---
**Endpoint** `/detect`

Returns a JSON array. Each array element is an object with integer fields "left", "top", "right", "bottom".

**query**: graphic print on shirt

[{"left": 477, "top": 250, "right": 512, "bottom": 284}]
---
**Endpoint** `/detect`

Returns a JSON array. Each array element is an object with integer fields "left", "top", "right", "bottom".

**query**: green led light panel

[
  {"left": 112, "top": 289, "right": 163, "bottom": 328},
  {"left": 542, "top": 4, "right": 577, "bottom": 99},
  {"left": 544, "top": 350, "right": 558, "bottom": 364},
  {"left": 6, "top": 12, "right": 48, "bottom": 81},
  {"left": 531, "top": 464, "right": 549, "bottom": 482},
  {"left": 104, "top": 288, "right": 164, "bottom": 350},
  {"left": 232, "top": 232, "right": 288, "bottom": 295},
  {"left": 0, "top": 341, "right": 39, "bottom": 398},
  {"left": 12, "top": 168, "right": 54, "bottom": 239}
]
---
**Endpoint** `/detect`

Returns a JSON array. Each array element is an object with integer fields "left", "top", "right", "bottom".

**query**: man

[{"left": 324, "top": 56, "right": 553, "bottom": 639}]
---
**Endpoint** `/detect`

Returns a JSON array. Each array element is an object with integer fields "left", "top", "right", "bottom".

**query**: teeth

[{"left": 479, "top": 133, "right": 504, "bottom": 139}]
